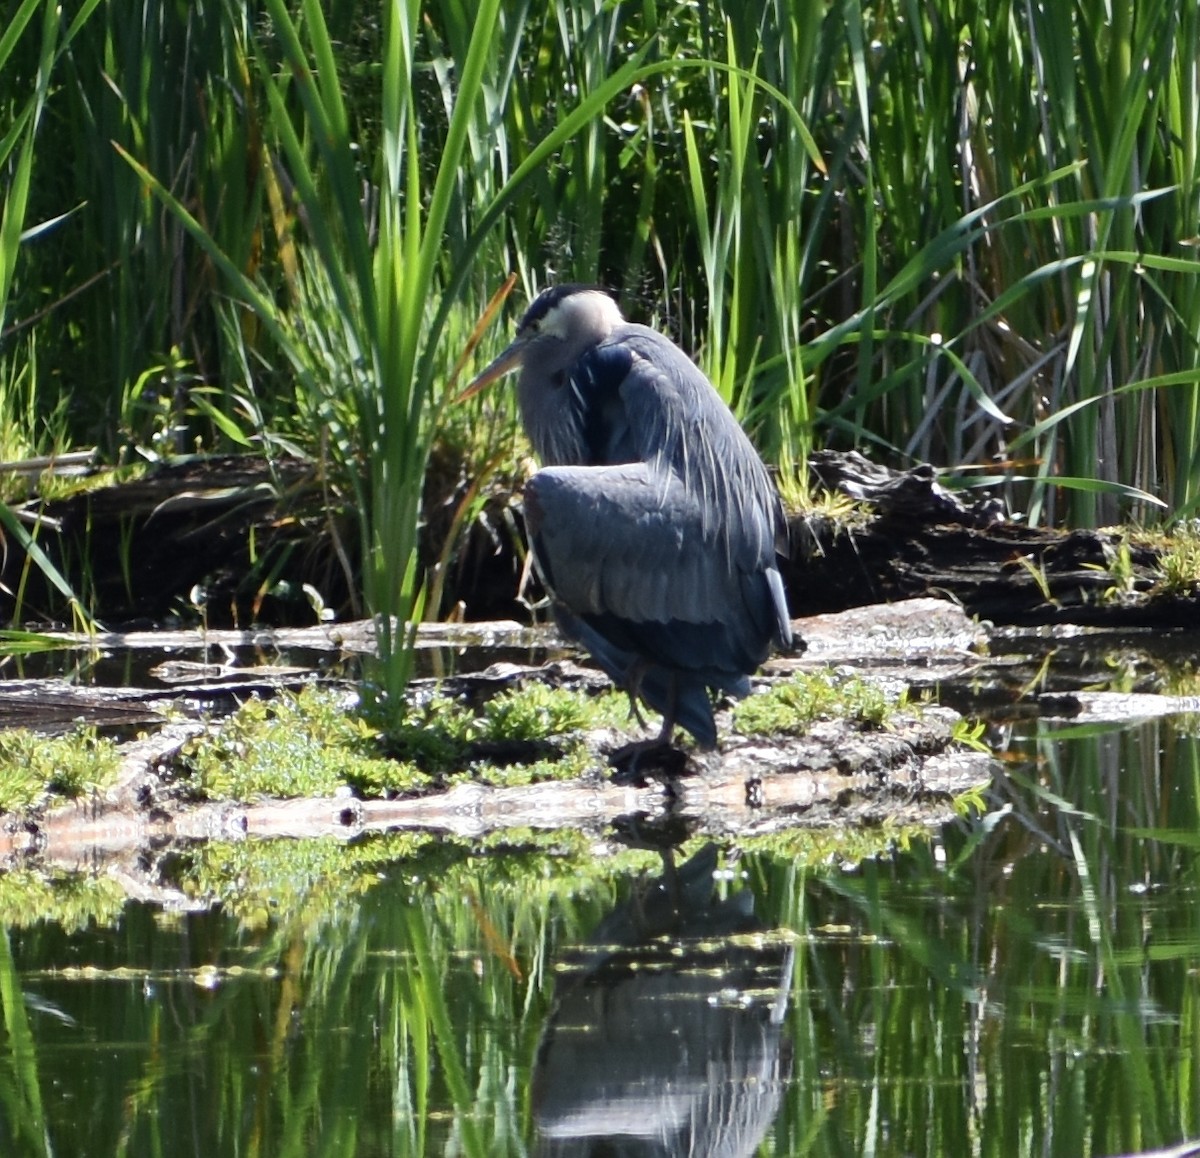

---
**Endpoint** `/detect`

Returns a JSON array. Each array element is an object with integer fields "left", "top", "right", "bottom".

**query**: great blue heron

[{"left": 462, "top": 284, "right": 793, "bottom": 749}]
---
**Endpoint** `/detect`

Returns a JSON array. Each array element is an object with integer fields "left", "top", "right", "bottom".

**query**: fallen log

[{"left": 789, "top": 450, "right": 1195, "bottom": 626}]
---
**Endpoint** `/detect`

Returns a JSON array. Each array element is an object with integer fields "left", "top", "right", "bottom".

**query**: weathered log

[
  {"left": 789, "top": 449, "right": 1191, "bottom": 626},
  {"left": 0, "top": 707, "right": 990, "bottom": 868}
]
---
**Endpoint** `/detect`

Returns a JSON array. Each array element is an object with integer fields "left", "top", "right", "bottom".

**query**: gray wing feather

[
  {"left": 613, "top": 330, "right": 785, "bottom": 547},
  {"left": 527, "top": 462, "right": 786, "bottom": 676},
  {"left": 606, "top": 327, "right": 792, "bottom": 648},
  {"left": 529, "top": 463, "right": 723, "bottom": 623}
]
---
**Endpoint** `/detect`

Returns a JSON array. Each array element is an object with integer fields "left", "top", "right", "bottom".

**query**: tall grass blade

[{"left": 0, "top": 932, "right": 49, "bottom": 1158}]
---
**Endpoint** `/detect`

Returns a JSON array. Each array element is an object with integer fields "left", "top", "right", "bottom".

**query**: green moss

[
  {"left": 0, "top": 727, "right": 120, "bottom": 813},
  {"left": 183, "top": 683, "right": 633, "bottom": 804},
  {"left": 185, "top": 685, "right": 426, "bottom": 801},
  {"left": 396, "top": 683, "right": 629, "bottom": 749},
  {"left": 478, "top": 682, "right": 605, "bottom": 741},
  {"left": 180, "top": 671, "right": 949, "bottom": 807},
  {"left": 453, "top": 739, "right": 606, "bottom": 788},
  {"left": 383, "top": 694, "right": 475, "bottom": 773},
  {"left": 733, "top": 669, "right": 901, "bottom": 737},
  {"left": 505, "top": 741, "right": 605, "bottom": 783},
  {"left": 387, "top": 685, "right": 629, "bottom": 774}
]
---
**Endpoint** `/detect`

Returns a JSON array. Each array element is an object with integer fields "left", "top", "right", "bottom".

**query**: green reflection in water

[{"left": 2, "top": 722, "right": 1200, "bottom": 1155}]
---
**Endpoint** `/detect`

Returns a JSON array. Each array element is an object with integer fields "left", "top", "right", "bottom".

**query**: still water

[{"left": 3, "top": 717, "right": 1200, "bottom": 1156}]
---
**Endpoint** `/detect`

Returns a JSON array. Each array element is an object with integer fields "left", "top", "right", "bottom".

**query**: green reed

[
  {"left": 5, "top": 0, "right": 1200, "bottom": 638},
  {"left": 0, "top": 932, "right": 48, "bottom": 1158}
]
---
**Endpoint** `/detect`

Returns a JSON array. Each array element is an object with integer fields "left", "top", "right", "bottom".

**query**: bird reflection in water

[{"left": 532, "top": 844, "right": 794, "bottom": 1157}]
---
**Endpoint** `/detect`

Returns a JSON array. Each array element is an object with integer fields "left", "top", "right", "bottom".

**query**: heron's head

[{"left": 460, "top": 285, "right": 623, "bottom": 398}]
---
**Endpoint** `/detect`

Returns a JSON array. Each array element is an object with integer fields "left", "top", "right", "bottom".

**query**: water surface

[{"left": 4, "top": 714, "right": 1200, "bottom": 1155}]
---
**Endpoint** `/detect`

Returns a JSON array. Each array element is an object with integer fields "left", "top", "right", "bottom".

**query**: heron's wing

[
  {"left": 624, "top": 328, "right": 793, "bottom": 649},
  {"left": 575, "top": 327, "right": 791, "bottom": 649},
  {"left": 525, "top": 462, "right": 782, "bottom": 679}
]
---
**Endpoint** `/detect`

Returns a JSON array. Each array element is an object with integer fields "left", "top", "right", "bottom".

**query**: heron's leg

[
  {"left": 620, "top": 663, "right": 677, "bottom": 749},
  {"left": 620, "top": 658, "right": 651, "bottom": 729},
  {"left": 625, "top": 689, "right": 649, "bottom": 729},
  {"left": 623, "top": 661, "right": 679, "bottom": 748},
  {"left": 652, "top": 672, "right": 678, "bottom": 748}
]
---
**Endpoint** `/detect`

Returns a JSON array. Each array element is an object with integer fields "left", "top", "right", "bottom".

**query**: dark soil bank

[{"left": 3, "top": 450, "right": 1196, "bottom": 629}]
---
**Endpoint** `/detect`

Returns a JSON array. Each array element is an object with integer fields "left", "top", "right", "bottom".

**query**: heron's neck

[{"left": 518, "top": 371, "right": 589, "bottom": 466}]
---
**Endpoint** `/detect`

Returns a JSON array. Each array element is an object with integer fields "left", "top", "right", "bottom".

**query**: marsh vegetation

[
  {"left": 4, "top": 1, "right": 1200, "bottom": 693},
  {"left": 5, "top": 8, "right": 1200, "bottom": 1149}
]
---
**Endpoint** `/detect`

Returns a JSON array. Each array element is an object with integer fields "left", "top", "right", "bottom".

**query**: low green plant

[
  {"left": 733, "top": 669, "right": 901, "bottom": 737},
  {"left": 1014, "top": 554, "right": 1058, "bottom": 607},
  {"left": 382, "top": 696, "right": 474, "bottom": 774},
  {"left": 0, "top": 726, "right": 119, "bottom": 813},
  {"left": 454, "top": 740, "right": 603, "bottom": 789},
  {"left": 184, "top": 682, "right": 634, "bottom": 802},
  {"left": 393, "top": 682, "right": 627, "bottom": 748},
  {"left": 476, "top": 683, "right": 628, "bottom": 743},
  {"left": 184, "top": 685, "right": 425, "bottom": 801},
  {"left": 950, "top": 718, "right": 991, "bottom": 755},
  {"left": 121, "top": 347, "right": 215, "bottom": 461},
  {"left": 1154, "top": 522, "right": 1200, "bottom": 595},
  {"left": 1083, "top": 536, "right": 1140, "bottom": 604},
  {"left": 778, "top": 475, "right": 873, "bottom": 531}
]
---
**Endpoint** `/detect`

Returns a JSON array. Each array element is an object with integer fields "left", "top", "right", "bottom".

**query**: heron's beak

[{"left": 455, "top": 337, "right": 528, "bottom": 402}]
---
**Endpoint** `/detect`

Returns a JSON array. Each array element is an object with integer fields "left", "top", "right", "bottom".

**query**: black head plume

[{"left": 519, "top": 284, "right": 614, "bottom": 331}]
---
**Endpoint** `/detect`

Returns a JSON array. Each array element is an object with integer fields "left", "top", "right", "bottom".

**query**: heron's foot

[{"left": 609, "top": 734, "right": 690, "bottom": 785}]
